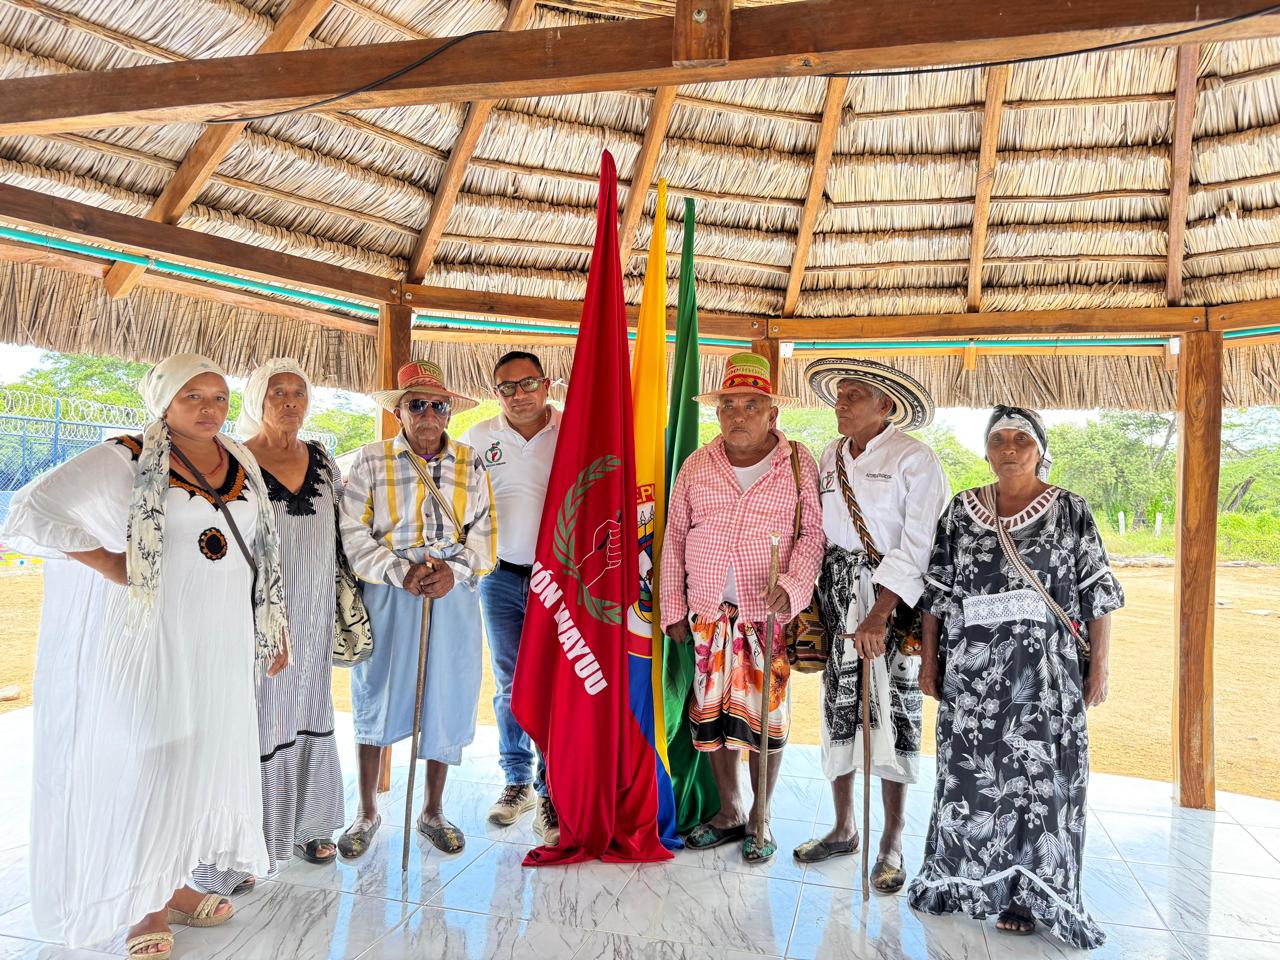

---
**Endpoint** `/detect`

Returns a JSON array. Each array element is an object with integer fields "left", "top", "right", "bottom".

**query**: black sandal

[
  {"left": 792, "top": 835, "right": 860, "bottom": 863},
  {"left": 417, "top": 815, "right": 466, "bottom": 854},
  {"left": 295, "top": 839, "right": 338, "bottom": 864},
  {"left": 995, "top": 905, "right": 1037, "bottom": 936},
  {"left": 685, "top": 821, "right": 748, "bottom": 850},
  {"left": 337, "top": 815, "right": 381, "bottom": 860}
]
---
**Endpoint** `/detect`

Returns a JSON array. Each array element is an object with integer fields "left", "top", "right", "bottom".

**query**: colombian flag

[{"left": 628, "top": 180, "right": 681, "bottom": 849}]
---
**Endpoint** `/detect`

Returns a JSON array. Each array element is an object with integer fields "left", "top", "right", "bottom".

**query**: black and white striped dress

[{"left": 194, "top": 442, "right": 345, "bottom": 893}]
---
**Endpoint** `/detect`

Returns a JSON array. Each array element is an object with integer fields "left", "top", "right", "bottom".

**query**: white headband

[
  {"left": 235, "top": 358, "right": 310, "bottom": 437},
  {"left": 986, "top": 413, "right": 1045, "bottom": 457},
  {"left": 138, "top": 353, "right": 226, "bottom": 420}
]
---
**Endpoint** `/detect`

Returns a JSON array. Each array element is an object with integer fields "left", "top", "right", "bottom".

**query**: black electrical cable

[
  {"left": 206, "top": 29, "right": 498, "bottom": 124},
  {"left": 824, "top": 4, "right": 1280, "bottom": 80}
]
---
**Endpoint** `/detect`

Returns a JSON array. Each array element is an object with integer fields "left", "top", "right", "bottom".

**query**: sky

[{"left": 0, "top": 345, "right": 1090, "bottom": 454}]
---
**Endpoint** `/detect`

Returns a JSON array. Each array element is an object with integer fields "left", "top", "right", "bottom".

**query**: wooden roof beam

[
  {"left": 101, "top": 0, "right": 333, "bottom": 300},
  {"left": 783, "top": 76, "right": 848, "bottom": 317},
  {"left": 766, "top": 307, "right": 1207, "bottom": 340},
  {"left": 405, "top": 0, "right": 535, "bottom": 284},
  {"left": 1167, "top": 45, "right": 1201, "bottom": 305},
  {"left": 3, "top": 1, "right": 1277, "bottom": 135},
  {"left": 618, "top": 85, "right": 678, "bottom": 269},
  {"left": 967, "top": 65, "right": 1009, "bottom": 312}
]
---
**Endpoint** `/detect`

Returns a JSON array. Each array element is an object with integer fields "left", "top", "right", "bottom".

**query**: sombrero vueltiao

[
  {"left": 694, "top": 351, "right": 797, "bottom": 406},
  {"left": 371, "top": 360, "right": 479, "bottom": 414},
  {"left": 804, "top": 357, "right": 935, "bottom": 430}
]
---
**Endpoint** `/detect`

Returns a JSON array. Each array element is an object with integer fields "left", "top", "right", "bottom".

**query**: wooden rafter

[
  {"left": 4, "top": 1, "right": 1278, "bottom": 135},
  {"left": 405, "top": 0, "right": 535, "bottom": 283},
  {"left": 1167, "top": 44, "right": 1201, "bottom": 305},
  {"left": 967, "top": 65, "right": 1009, "bottom": 312},
  {"left": 102, "top": 0, "right": 333, "bottom": 300},
  {"left": 617, "top": 86, "right": 678, "bottom": 270},
  {"left": 783, "top": 76, "right": 848, "bottom": 317}
]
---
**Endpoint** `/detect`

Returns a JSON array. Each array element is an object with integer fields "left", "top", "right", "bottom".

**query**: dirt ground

[{"left": 5, "top": 566, "right": 1278, "bottom": 800}]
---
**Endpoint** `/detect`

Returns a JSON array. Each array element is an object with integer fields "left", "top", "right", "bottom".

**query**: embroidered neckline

[
  {"left": 260, "top": 441, "right": 329, "bottom": 516},
  {"left": 963, "top": 485, "right": 1061, "bottom": 532},
  {"left": 114, "top": 434, "right": 248, "bottom": 505}
]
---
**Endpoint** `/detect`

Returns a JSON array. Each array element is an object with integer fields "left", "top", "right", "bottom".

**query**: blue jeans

[{"left": 479, "top": 565, "right": 547, "bottom": 797}]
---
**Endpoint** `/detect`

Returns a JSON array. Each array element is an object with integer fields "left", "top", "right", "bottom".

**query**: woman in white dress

[{"left": 2, "top": 354, "right": 289, "bottom": 958}]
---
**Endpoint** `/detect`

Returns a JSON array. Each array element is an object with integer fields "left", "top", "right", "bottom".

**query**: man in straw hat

[
  {"left": 660, "top": 352, "right": 824, "bottom": 864},
  {"left": 336, "top": 361, "right": 497, "bottom": 856},
  {"left": 792, "top": 359, "right": 949, "bottom": 894}
]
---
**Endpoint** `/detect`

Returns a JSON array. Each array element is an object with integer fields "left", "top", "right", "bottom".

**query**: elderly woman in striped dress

[{"left": 193, "top": 359, "right": 347, "bottom": 895}]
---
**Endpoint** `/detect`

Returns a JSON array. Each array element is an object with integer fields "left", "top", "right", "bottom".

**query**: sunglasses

[
  {"left": 493, "top": 376, "right": 548, "bottom": 398},
  {"left": 405, "top": 397, "right": 451, "bottom": 417}
]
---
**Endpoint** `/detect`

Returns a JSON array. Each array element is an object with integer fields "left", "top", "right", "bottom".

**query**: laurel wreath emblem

[{"left": 553, "top": 454, "right": 623, "bottom": 625}]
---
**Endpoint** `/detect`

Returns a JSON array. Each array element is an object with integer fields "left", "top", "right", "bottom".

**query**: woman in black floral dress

[{"left": 907, "top": 406, "right": 1123, "bottom": 949}]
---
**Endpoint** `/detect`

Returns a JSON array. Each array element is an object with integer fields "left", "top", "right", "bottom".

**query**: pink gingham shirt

[{"left": 661, "top": 430, "right": 824, "bottom": 627}]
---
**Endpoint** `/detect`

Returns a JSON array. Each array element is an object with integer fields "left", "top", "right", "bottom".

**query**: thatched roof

[{"left": 1, "top": 0, "right": 1279, "bottom": 408}]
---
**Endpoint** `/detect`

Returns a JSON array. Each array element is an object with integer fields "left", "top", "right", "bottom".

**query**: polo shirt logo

[
  {"left": 820, "top": 470, "right": 836, "bottom": 493},
  {"left": 485, "top": 441, "right": 505, "bottom": 465}
]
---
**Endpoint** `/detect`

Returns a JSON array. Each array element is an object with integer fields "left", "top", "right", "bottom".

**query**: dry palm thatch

[{"left": 0, "top": 0, "right": 1277, "bottom": 409}]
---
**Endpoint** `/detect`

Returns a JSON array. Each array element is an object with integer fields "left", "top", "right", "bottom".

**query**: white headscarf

[
  {"left": 128, "top": 354, "right": 289, "bottom": 664},
  {"left": 985, "top": 404, "right": 1054, "bottom": 482},
  {"left": 235, "top": 357, "right": 310, "bottom": 437}
]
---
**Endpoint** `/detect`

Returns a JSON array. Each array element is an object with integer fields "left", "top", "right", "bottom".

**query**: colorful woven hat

[
  {"left": 694, "top": 351, "right": 795, "bottom": 406},
  {"left": 371, "top": 360, "right": 479, "bottom": 413},
  {"left": 804, "top": 357, "right": 935, "bottom": 430}
]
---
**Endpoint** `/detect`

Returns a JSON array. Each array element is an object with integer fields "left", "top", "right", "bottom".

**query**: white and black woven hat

[{"left": 804, "top": 357, "right": 935, "bottom": 431}]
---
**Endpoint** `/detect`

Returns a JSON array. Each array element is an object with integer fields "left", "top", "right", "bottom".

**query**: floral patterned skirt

[{"left": 687, "top": 602, "right": 790, "bottom": 753}]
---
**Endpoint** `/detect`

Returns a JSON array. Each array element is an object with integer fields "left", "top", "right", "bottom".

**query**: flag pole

[
  {"left": 402, "top": 578, "right": 434, "bottom": 874},
  {"left": 754, "top": 534, "right": 781, "bottom": 847}
]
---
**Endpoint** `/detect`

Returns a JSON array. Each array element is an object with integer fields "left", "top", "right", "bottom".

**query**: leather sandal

[
  {"left": 126, "top": 931, "right": 174, "bottom": 958},
  {"left": 167, "top": 892, "right": 234, "bottom": 928},
  {"left": 743, "top": 832, "right": 777, "bottom": 864},
  {"left": 792, "top": 835, "right": 859, "bottom": 863},
  {"left": 870, "top": 855, "right": 907, "bottom": 894},
  {"left": 295, "top": 839, "right": 337, "bottom": 864},
  {"left": 417, "top": 814, "right": 465, "bottom": 854},
  {"left": 685, "top": 821, "right": 747, "bottom": 850},
  {"left": 995, "top": 905, "right": 1037, "bottom": 936},
  {"left": 337, "top": 814, "right": 381, "bottom": 860}
]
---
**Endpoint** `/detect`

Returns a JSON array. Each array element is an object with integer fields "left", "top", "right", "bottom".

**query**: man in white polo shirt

[{"left": 462, "top": 351, "right": 562, "bottom": 844}]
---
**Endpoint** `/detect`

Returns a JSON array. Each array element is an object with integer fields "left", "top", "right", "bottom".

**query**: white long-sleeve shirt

[{"left": 817, "top": 427, "right": 950, "bottom": 607}]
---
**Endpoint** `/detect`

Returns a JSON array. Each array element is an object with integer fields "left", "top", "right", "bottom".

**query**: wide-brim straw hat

[
  {"left": 695, "top": 351, "right": 797, "bottom": 406},
  {"left": 804, "top": 357, "right": 935, "bottom": 430},
  {"left": 371, "top": 360, "right": 479, "bottom": 413}
]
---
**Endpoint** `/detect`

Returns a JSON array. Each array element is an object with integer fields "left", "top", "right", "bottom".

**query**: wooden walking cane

[
  {"left": 402, "top": 568, "right": 434, "bottom": 874},
  {"left": 861, "top": 650, "right": 873, "bottom": 903},
  {"left": 754, "top": 534, "right": 782, "bottom": 848}
]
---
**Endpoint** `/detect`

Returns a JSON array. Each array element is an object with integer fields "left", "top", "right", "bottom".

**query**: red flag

[{"left": 511, "top": 151, "right": 672, "bottom": 866}]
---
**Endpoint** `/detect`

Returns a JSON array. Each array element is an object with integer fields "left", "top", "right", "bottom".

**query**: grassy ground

[{"left": 6, "top": 567, "right": 1279, "bottom": 800}]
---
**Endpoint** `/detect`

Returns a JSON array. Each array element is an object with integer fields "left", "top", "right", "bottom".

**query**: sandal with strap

[
  {"left": 295, "top": 839, "right": 337, "bottom": 864},
  {"left": 167, "top": 892, "right": 234, "bottom": 928},
  {"left": 743, "top": 832, "right": 777, "bottom": 864},
  {"left": 126, "top": 931, "right": 174, "bottom": 959},
  {"left": 995, "top": 905, "right": 1037, "bottom": 936},
  {"left": 337, "top": 814, "right": 382, "bottom": 860},
  {"left": 870, "top": 853, "right": 907, "bottom": 894},
  {"left": 417, "top": 815, "right": 465, "bottom": 854},
  {"left": 792, "top": 835, "right": 860, "bottom": 863},
  {"left": 685, "top": 821, "right": 747, "bottom": 850}
]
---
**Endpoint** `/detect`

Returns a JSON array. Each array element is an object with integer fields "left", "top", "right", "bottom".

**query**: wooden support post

[
  {"left": 376, "top": 302, "right": 413, "bottom": 440},
  {"left": 1173, "top": 330, "right": 1222, "bottom": 810},
  {"left": 967, "top": 65, "right": 1009, "bottom": 312},
  {"left": 378, "top": 746, "right": 393, "bottom": 794},
  {"left": 618, "top": 85, "right": 678, "bottom": 270},
  {"left": 1166, "top": 45, "right": 1200, "bottom": 305},
  {"left": 751, "top": 336, "right": 781, "bottom": 385},
  {"left": 962, "top": 340, "right": 978, "bottom": 371},
  {"left": 673, "top": 0, "right": 732, "bottom": 68}
]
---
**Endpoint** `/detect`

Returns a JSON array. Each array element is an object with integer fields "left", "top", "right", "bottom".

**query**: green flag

[{"left": 662, "top": 198, "right": 720, "bottom": 833}]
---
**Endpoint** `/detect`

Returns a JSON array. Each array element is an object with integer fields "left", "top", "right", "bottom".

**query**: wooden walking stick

[
  {"left": 402, "top": 566, "right": 435, "bottom": 874},
  {"left": 754, "top": 534, "right": 782, "bottom": 848},
  {"left": 861, "top": 650, "right": 873, "bottom": 903}
]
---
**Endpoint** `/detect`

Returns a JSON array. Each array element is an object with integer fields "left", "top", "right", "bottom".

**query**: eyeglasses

[
  {"left": 405, "top": 397, "right": 451, "bottom": 417},
  {"left": 493, "top": 377, "right": 547, "bottom": 398}
]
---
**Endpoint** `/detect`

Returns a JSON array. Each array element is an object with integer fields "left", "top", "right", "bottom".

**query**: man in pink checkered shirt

[{"left": 660, "top": 352, "right": 824, "bottom": 864}]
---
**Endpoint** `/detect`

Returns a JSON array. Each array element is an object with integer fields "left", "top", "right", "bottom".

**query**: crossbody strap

[
  {"left": 979, "top": 484, "right": 1079, "bottom": 639},
  {"left": 787, "top": 441, "right": 803, "bottom": 542},
  {"left": 404, "top": 450, "right": 467, "bottom": 545},
  {"left": 170, "top": 442, "right": 258, "bottom": 583},
  {"left": 834, "top": 437, "right": 884, "bottom": 566}
]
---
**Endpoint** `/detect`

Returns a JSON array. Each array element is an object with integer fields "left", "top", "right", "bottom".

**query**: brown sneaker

[
  {"left": 532, "top": 797, "right": 560, "bottom": 846},
  {"left": 487, "top": 784, "right": 536, "bottom": 826}
]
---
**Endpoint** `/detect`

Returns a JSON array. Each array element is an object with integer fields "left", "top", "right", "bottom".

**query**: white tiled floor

[{"left": 0, "top": 708, "right": 1277, "bottom": 960}]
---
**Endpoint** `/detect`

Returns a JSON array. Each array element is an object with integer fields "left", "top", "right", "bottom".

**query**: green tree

[
  {"left": 306, "top": 401, "right": 375, "bottom": 455},
  {"left": 1048, "top": 412, "right": 1177, "bottom": 526},
  {"left": 9, "top": 351, "right": 149, "bottom": 407},
  {"left": 914, "top": 424, "right": 993, "bottom": 493}
]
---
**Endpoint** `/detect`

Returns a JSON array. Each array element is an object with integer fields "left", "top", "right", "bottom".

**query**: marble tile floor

[{"left": 0, "top": 709, "right": 1277, "bottom": 960}]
